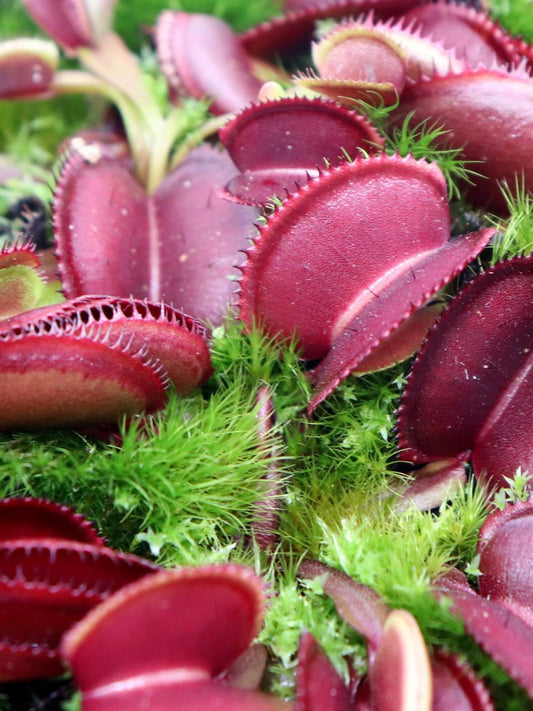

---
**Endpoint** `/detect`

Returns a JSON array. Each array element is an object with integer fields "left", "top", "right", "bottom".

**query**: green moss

[
  {"left": 489, "top": 0, "right": 533, "bottom": 42},
  {"left": 316, "top": 480, "right": 486, "bottom": 605},
  {"left": 490, "top": 178, "right": 533, "bottom": 264},
  {"left": 115, "top": 0, "right": 281, "bottom": 49},
  {"left": 260, "top": 570, "right": 367, "bottom": 696},
  {"left": 0, "top": 0, "right": 42, "bottom": 37},
  {"left": 0, "top": 381, "right": 283, "bottom": 560},
  {"left": 386, "top": 112, "right": 483, "bottom": 201}
]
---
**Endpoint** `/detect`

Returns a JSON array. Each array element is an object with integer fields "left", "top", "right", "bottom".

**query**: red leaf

[
  {"left": 0, "top": 38, "right": 58, "bottom": 98},
  {"left": 295, "top": 632, "right": 353, "bottom": 710},
  {"left": 0, "top": 497, "right": 104, "bottom": 544},
  {"left": 61, "top": 565, "right": 284, "bottom": 710},
  {"left": 23, "top": 0, "right": 93, "bottom": 51},
  {"left": 156, "top": 11, "right": 262, "bottom": 115},
  {"left": 369, "top": 609, "right": 432, "bottom": 711},
  {"left": 397, "top": 256, "right": 533, "bottom": 487},
  {"left": 53, "top": 142, "right": 258, "bottom": 326},
  {"left": 239, "top": 153, "right": 493, "bottom": 411},
  {"left": 391, "top": 66, "right": 533, "bottom": 212},
  {"left": 220, "top": 96, "right": 384, "bottom": 205}
]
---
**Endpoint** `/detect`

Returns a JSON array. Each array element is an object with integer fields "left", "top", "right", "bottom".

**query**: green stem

[
  {"left": 51, "top": 69, "right": 151, "bottom": 184},
  {"left": 145, "top": 107, "right": 186, "bottom": 194},
  {"left": 77, "top": 34, "right": 162, "bottom": 130},
  {"left": 169, "top": 115, "right": 230, "bottom": 171}
]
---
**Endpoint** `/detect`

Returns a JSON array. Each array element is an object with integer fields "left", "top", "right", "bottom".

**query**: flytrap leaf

[
  {"left": 0, "top": 240, "right": 50, "bottom": 319},
  {"left": 238, "top": 152, "right": 494, "bottom": 412},
  {"left": 156, "top": 10, "right": 262, "bottom": 115},
  {"left": 0, "top": 496, "right": 104, "bottom": 544},
  {"left": 477, "top": 499, "right": 533, "bottom": 625},
  {"left": 435, "top": 570, "right": 533, "bottom": 698},
  {"left": 53, "top": 140, "right": 258, "bottom": 326},
  {"left": 400, "top": 0, "right": 520, "bottom": 67},
  {"left": 61, "top": 565, "right": 290, "bottom": 710},
  {"left": 0, "top": 37, "right": 59, "bottom": 98},
  {"left": 240, "top": 0, "right": 422, "bottom": 58},
  {"left": 295, "top": 632, "right": 353, "bottom": 710},
  {"left": 0, "top": 497, "right": 158, "bottom": 681},
  {"left": 0, "top": 296, "right": 212, "bottom": 430},
  {"left": 391, "top": 64, "right": 533, "bottom": 212},
  {"left": 292, "top": 12, "right": 465, "bottom": 106},
  {"left": 219, "top": 96, "right": 384, "bottom": 205},
  {"left": 397, "top": 255, "right": 533, "bottom": 489}
]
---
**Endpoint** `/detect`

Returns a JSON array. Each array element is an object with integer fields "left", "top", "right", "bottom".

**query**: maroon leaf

[
  {"left": 308, "top": 225, "right": 491, "bottom": 412},
  {"left": 294, "top": 11, "right": 466, "bottom": 108},
  {"left": 477, "top": 500, "right": 533, "bottom": 627},
  {"left": 368, "top": 609, "right": 432, "bottom": 711},
  {"left": 0, "top": 497, "right": 104, "bottom": 545},
  {"left": 306, "top": 13, "right": 467, "bottom": 93},
  {"left": 61, "top": 565, "right": 290, "bottom": 709},
  {"left": 238, "top": 153, "right": 493, "bottom": 411},
  {"left": 295, "top": 632, "right": 353, "bottom": 710},
  {"left": 392, "top": 457, "right": 467, "bottom": 513},
  {"left": 65, "top": 680, "right": 291, "bottom": 711},
  {"left": 219, "top": 643, "right": 268, "bottom": 690},
  {"left": 298, "top": 560, "right": 388, "bottom": 654},
  {"left": 156, "top": 11, "right": 262, "bottom": 115},
  {"left": 391, "top": 65, "right": 533, "bottom": 212},
  {"left": 53, "top": 296, "right": 213, "bottom": 395},
  {"left": 0, "top": 329, "right": 167, "bottom": 430},
  {"left": 241, "top": 0, "right": 422, "bottom": 59},
  {"left": 294, "top": 21, "right": 407, "bottom": 107},
  {"left": 401, "top": 1, "right": 520, "bottom": 68},
  {"left": 220, "top": 96, "right": 384, "bottom": 205},
  {"left": 0, "top": 539, "right": 158, "bottom": 680},
  {"left": 431, "top": 651, "right": 495, "bottom": 711},
  {"left": 63, "top": 565, "right": 265, "bottom": 680},
  {"left": 0, "top": 497, "right": 156, "bottom": 681},
  {"left": 0, "top": 38, "right": 58, "bottom": 99},
  {"left": 435, "top": 575, "right": 533, "bottom": 697},
  {"left": 53, "top": 141, "right": 258, "bottom": 326},
  {"left": 397, "top": 256, "right": 533, "bottom": 488},
  {"left": 23, "top": 0, "right": 94, "bottom": 51},
  {"left": 0, "top": 295, "right": 211, "bottom": 430},
  {"left": 351, "top": 303, "right": 444, "bottom": 375},
  {"left": 282, "top": 0, "right": 416, "bottom": 11}
]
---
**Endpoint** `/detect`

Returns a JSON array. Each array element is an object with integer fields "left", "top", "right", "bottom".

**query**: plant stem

[
  {"left": 169, "top": 114, "right": 229, "bottom": 170},
  {"left": 51, "top": 69, "right": 151, "bottom": 184},
  {"left": 145, "top": 107, "right": 185, "bottom": 194}
]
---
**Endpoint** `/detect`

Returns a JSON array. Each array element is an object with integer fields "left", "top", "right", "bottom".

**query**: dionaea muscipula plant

[{"left": 2, "top": 0, "right": 533, "bottom": 709}]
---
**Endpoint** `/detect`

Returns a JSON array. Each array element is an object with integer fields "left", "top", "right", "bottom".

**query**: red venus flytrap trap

[{"left": 0, "top": 0, "right": 533, "bottom": 708}]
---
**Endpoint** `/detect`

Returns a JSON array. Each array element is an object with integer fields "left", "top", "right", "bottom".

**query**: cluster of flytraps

[
  {"left": 2, "top": 494, "right": 533, "bottom": 709},
  {"left": 0, "top": 0, "right": 533, "bottom": 707}
]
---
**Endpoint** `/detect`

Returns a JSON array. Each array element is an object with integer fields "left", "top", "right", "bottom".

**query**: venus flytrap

[
  {"left": 1, "top": 0, "right": 533, "bottom": 709},
  {"left": 0, "top": 3, "right": 279, "bottom": 432}
]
